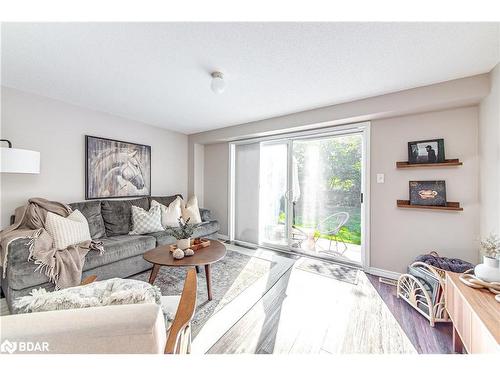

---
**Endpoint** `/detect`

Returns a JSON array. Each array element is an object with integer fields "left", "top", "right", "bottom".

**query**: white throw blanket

[{"left": 14, "top": 278, "right": 174, "bottom": 321}]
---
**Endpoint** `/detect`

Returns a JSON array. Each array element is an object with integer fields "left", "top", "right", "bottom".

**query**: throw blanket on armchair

[
  {"left": 0, "top": 198, "right": 104, "bottom": 289},
  {"left": 14, "top": 278, "right": 162, "bottom": 312},
  {"left": 13, "top": 278, "right": 174, "bottom": 323}
]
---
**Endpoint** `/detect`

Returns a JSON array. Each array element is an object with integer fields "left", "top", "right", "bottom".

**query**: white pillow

[
  {"left": 181, "top": 196, "right": 202, "bottom": 224},
  {"left": 151, "top": 197, "right": 182, "bottom": 228},
  {"left": 45, "top": 210, "right": 92, "bottom": 250},
  {"left": 129, "top": 205, "right": 164, "bottom": 235}
]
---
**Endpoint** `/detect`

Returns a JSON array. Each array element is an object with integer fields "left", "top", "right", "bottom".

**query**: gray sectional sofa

[{"left": 1, "top": 195, "right": 219, "bottom": 313}]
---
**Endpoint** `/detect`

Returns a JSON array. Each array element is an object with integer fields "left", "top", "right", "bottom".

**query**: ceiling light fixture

[{"left": 211, "top": 71, "right": 225, "bottom": 94}]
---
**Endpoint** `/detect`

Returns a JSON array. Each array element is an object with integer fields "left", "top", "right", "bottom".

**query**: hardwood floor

[
  {"left": 366, "top": 274, "right": 453, "bottom": 354},
  {"left": 1, "top": 244, "right": 453, "bottom": 354},
  {"left": 207, "top": 249, "right": 453, "bottom": 354}
]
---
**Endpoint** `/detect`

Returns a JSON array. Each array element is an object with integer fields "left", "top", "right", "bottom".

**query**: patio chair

[
  {"left": 291, "top": 224, "right": 309, "bottom": 248},
  {"left": 314, "top": 212, "right": 350, "bottom": 253}
]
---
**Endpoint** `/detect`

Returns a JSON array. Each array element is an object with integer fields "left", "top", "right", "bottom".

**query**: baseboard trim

[
  {"left": 217, "top": 234, "right": 229, "bottom": 241},
  {"left": 366, "top": 267, "right": 401, "bottom": 280}
]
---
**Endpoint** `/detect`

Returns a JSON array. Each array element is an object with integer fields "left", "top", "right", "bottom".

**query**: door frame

[
  {"left": 258, "top": 138, "right": 292, "bottom": 250},
  {"left": 228, "top": 121, "right": 371, "bottom": 271}
]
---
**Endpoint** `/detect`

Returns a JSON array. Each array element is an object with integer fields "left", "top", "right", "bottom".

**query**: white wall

[
  {"left": 199, "top": 74, "right": 489, "bottom": 273},
  {"left": 189, "top": 74, "right": 489, "bottom": 145},
  {"left": 0, "top": 87, "right": 188, "bottom": 227},
  {"left": 193, "top": 143, "right": 205, "bottom": 207},
  {"left": 203, "top": 143, "right": 228, "bottom": 235},
  {"left": 189, "top": 74, "right": 489, "bottom": 198},
  {"left": 479, "top": 63, "right": 500, "bottom": 237},
  {"left": 370, "top": 107, "right": 479, "bottom": 271},
  {"left": 203, "top": 107, "right": 480, "bottom": 273}
]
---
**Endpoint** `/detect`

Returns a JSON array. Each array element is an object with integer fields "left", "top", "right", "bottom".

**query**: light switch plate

[{"left": 377, "top": 173, "right": 385, "bottom": 183}]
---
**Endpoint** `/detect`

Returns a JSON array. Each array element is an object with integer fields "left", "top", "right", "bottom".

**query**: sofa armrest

[
  {"left": 5, "top": 238, "right": 32, "bottom": 265},
  {"left": 199, "top": 208, "right": 213, "bottom": 222},
  {"left": 0, "top": 303, "right": 166, "bottom": 354}
]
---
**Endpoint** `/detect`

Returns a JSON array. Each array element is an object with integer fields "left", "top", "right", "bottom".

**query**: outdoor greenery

[
  {"left": 322, "top": 137, "right": 362, "bottom": 208},
  {"left": 292, "top": 207, "right": 361, "bottom": 245},
  {"left": 315, "top": 208, "right": 361, "bottom": 245},
  {"left": 292, "top": 135, "right": 362, "bottom": 245}
]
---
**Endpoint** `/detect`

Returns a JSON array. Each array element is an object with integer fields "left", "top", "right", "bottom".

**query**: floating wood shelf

[
  {"left": 396, "top": 159, "right": 463, "bottom": 169},
  {"left": 396, "top": 200, "right": 463, "bottom": 211}
]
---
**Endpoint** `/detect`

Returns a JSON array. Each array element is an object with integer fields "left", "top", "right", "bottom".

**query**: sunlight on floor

[
  {"left": 217, "top": 256, "right": 274, "bottom": 305},
  {"left": 296, "top": 237, "right": 361, "bottom": 265},
  {"left": 267, "top": 266, "right": 415, "bottom": 354},
  {"left": 270, "top": 266, "right": 355, "bottom": 353}
]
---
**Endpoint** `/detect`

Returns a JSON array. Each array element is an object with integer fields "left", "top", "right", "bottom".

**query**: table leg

[
  {"left": 149, "top": 264, "right": 161, "bottom": 284},
  {"left": 205, "top": 264, "right": 212, "bottom": 301}
]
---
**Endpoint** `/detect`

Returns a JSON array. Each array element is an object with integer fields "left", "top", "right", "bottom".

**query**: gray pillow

[
  {"left": 101, "top": 197, "right": 149, "bottom": 236},
  {"left": 69, "top": 201, "right": 106, "bottom": 239}
]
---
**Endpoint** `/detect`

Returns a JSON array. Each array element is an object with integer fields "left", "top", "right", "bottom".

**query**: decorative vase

[
  {"left": 176, "top": 238, "right": 191, "bottom": 250},
  {"left": 474, "top": 256, "right": 500, "bottom": 283}
]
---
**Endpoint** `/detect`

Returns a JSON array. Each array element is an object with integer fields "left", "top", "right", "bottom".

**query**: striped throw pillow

[{"left": 45, "top": 210, "right": 92, "bottom": 250}]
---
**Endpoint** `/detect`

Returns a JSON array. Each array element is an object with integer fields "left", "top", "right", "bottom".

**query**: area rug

[
  {"left": 130, "top": 245, "right": 292, "bottom": 337},
  {"left": 295, "top": 257, "right": 359, "bottom": 285}
]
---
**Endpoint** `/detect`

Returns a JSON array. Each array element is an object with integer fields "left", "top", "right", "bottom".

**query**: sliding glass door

[
  {"left": 230, "top": 124, "right": 368, "bottom": 267},
  {"left": 259, "top": 141, "right": 289, "bottom": 247},
  {"left": 233, "top": 142, "right": 260, "bottom": 244},
  {"left": 290, "top": 134, "right": 363, "bottom": 264}
]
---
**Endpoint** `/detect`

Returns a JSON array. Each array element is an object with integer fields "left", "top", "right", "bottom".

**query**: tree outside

[{"left": 292, "top": 135, "right": 362, "bottom": 245}]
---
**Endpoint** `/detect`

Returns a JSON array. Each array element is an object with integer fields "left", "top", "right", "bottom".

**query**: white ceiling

[{"left": 2, "top": 23, "right": 499, "bottom": 134}]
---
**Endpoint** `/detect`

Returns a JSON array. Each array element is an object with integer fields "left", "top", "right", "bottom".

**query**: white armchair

[{"left": 0, "top": 268, "right": 197, "bottom": 354}]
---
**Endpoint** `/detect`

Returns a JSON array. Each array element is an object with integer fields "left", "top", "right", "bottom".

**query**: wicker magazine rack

[{"left": 397, "top": 261, "right": 450, "bottom": 327}]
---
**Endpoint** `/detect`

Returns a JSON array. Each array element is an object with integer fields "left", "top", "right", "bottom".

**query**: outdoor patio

[{"left": 292, "top": 236, "right": 362, "bottom": 265}]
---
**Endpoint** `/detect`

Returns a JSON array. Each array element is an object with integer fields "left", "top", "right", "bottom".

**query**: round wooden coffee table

[{"left": 143, "top": 240, "right": 226, "bottom": 301}]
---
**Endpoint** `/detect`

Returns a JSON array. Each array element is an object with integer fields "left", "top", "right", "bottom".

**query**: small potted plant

[
  {"left": 166, "top": 217, "right": 196, "bottom": 250},
  {"left": 475, "top": 233, "right": 500, "bottom": 282}
]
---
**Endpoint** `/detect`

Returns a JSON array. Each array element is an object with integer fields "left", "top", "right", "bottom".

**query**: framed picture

[
  {"left": 409, "top": 180, "right": 447, "bottom": 206},
  {"left": 85, "top": 135, "right": 151, "bottom": 199},
  {"left": 408, "top": 139, "right": 445, "bottom": 164}
]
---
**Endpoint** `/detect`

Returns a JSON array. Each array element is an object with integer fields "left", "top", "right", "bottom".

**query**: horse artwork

[{"left": 85, "top": 136, "right": 151, "bottom": 199}]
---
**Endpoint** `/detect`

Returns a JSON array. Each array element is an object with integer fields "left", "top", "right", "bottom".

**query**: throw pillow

[
  {"left": 129, "top": 205, "right": 164, "bottom": 235},
  {"left": 151, "top": 197, "right": 182, "bottom": 228},
  {"left": 45, "top": 210, "right": 92, "bottom": 250},
  {"left": 181, "top": 196, "right": 202, "bottom": 224}
]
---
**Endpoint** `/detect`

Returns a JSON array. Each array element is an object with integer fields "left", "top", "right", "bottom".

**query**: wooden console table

[{"left": 445, "top": 272, "right": 500, "bottom": 353}]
